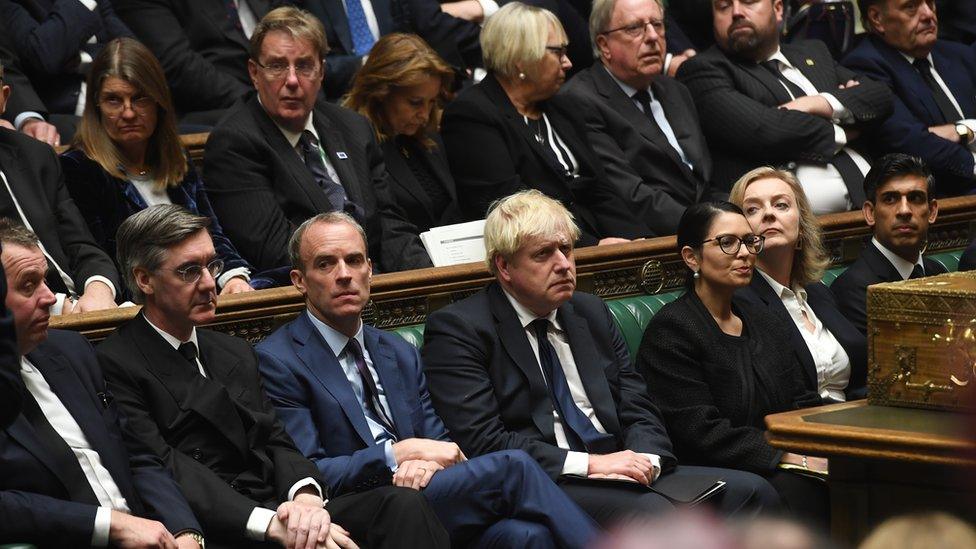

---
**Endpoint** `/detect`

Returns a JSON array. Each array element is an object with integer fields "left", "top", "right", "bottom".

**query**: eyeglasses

[
  {"left": 99, "top": 96, "right": 156, "bottom": 118},
  {"left": 254, "top": 59, "right": 323, "bottom": 80},
  {"left": 173, "top": 259, "right": 225, "bottom": 284},
  {"left": 545, "top": 44, "right": 569, "bottom": 58},
  {"left": 701, "top": 234, "right": 765, "bottom": 255},
  {"left": 601, "top": 19, "right": 665, "bottom": 39}
]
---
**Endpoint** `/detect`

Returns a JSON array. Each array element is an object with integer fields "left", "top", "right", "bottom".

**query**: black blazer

[
  {"left": 677, "top": 39, "right": 893, "bottom": 192},
  {"left": 0, "top": 251, "right": 20, "bottom": 430},
  {"left": 421, "top": 282, "right": 675, "bottom": 479},
  {"left": 0, "top": 23, "right": 47, "bottom": 127},
  {"left": 960, "top": 238, "right": 976, "bottom": 271},
  {"left": 735, "top": 273, "right": 867, "bottom": 400},
  {"left": 203, "top": 94, "right": 431, "bottom": 273},
  {"left": 0, "top": 330, "right": 200, "bottom": 548},
  {"left": 0, "top": 128, "right": 120, "bottom": 295},
  {"left": 831, "top": 241, "right": 949, "bottom": 336},
  {"left": 636, "top": 291, "right": 821, "bottom": 474},
  {"left": 561, "top": 64, "right": 716, "bottom": 235},
  {"left": 96, "top": 314, "right": 326, "bottom": 542},
  {"left": 381, "top": 135, "right": 461, "bottom": 233},
  {"left": 113, "top": 0, "right": 276, "bottom": 115},
  {"left": 0, "top": 0, "right": 132, "bottom": 115},
  {"left": 441, "top": 73, "right": 652, "bottom": 246}
]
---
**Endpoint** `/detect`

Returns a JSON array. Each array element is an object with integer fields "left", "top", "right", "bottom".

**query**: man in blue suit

[
  {"left": 844, "top": 0, "right": 976, "bottom": 196},
  {"left": 0, "top": 219, "right": 204, "bottom": 548},
  {"left": 255, "top": 211, "right": 600, "bottom": 548}
]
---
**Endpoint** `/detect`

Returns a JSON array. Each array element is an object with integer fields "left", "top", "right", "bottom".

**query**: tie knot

[
  {"left": 910, "top": 264, "right": 925, "bottom": 279},
  {"left": 299, "top": 130, "right": 319, "bottom": 151},
  {"left": 632, "top": 89, "right": 651, "bottom": 104},
  {"left": 345, "top": 337, "right": 365, "bottom": 360},
  {"left": 531, "top": 318, "right": 550, "bottom": 341},
  {"left": 178, "top": 342, "right": 198, "bottom": 364},
  {"left": 913, "top": 57, "right": 931, "bottom": 72}
]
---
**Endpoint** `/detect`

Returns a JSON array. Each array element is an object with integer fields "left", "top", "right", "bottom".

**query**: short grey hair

[
  {"left": 481, "top": 2, "right": 567, "bottom": 80},
  {"left": 590, "top": 0, "right": 665, "bottom": 59},
  {"left": 0, "top": 218, "right": 40, "bottom": 249},
  {"left": 288, "top": 212, "right": 368, "bottom": 271},
  {"left": 116, "top": 205, "right": 211, "bottom": 304}
]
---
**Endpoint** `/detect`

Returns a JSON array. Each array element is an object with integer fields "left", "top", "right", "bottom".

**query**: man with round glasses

[
  {"left": 204, "top": 6, "right": 432, "bottom": 279},
  {"left": 98, "top": 204, "right": 451, "bottom": 548},
  {"left": 562, "top": 0, "right": 718, "bottom": 237}
]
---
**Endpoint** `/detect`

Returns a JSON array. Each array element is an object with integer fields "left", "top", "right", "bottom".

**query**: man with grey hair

[
  {"left": 98, "top": 205, "right": 449, "bottom": 548},
  {"left": 562, "top": 0, "right": 716, "bottom": 235},
  {"left": 204, "top": 6, "right": 432, "bottom": 277},
  {"left": 422, "top": 190, "right": 780, "bottom": 527},
  {"left": 256, "top": 211, "right": 599, "bottom": 548}
]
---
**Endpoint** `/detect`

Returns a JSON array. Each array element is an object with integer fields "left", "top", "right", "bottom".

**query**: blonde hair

[
  {"left": 860, "top": 513, "right": 976, "bottom": 549},
  {"left": 73, "top": 37, "right": 187, "bottom": 190},
  {"left": 342, "top": 33, "right": 454, "bottom": 147},
  {"left": 481, "top": 2, "right": 567, "bottom": 81},
  {"left": 484, "top": 190, "right": 580, "bottom": 274},
  {"left": 250, "top": 6, "right": 329, "bottom": 60},
  {"left": 729, "top": 166, "right": 829, "bottom": 287}
]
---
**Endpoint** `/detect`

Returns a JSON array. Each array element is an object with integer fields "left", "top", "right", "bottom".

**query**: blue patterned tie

[{"left": 345, "top": 0, "right": 376, "bottom": 56}]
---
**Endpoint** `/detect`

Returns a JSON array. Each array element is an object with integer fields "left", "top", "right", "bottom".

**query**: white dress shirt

[
  {"left": 756, "top": 270, "right": 851, "bottom": 401},
  {"left": 872, "top": 237, "right": 925, "bottom": 280},
  {"left": 764, "top": 48, "right": 872, "bottom": 215},
  {"left": 144, "top": 317, "right": 324, "bottom": 541},
  {"left": 502, "top": 290, "right": 661, "bottom": 479},
  {"left": 20, "top": 356, "right": 129, "bottom": 547}
]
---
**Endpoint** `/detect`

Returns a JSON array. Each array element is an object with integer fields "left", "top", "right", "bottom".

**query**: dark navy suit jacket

[
  {"left": 0, "top": 330, "right": 199, "bottom": 548},
  {"left": 255, "top": 313, "right": 450, "bottom": 496},
  {"left": 843, "top": 35, "right": 976, "bottom": 196},
  {"left": 734, "top": 273, "right": 867, "bottom": 401}
]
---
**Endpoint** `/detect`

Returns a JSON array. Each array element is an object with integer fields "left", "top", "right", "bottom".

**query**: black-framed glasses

[
  {"left": 600, "top": 19, "right": 665, "bottom": 39},
  {"left": 99, "top": 96, "right": 156, "bottom": 118},
  {"left": 701, "top": 234, "right": 765, "bottom": 255},
  {"left": 545, "top": 44, "right": 569, "bottom": 58},
  {"left": 173, "top": 259, "right": 225, "bottom": 283},
  {"left": 254, "top": 59, "right": 323, "bottom": 80}
]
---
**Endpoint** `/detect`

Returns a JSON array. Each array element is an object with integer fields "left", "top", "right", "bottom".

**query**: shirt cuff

[
  {"left": 84, "top": 276, "right": 117, "bottom": 300},
  {"left": 13, "top": 112, "right": 44, "bottom": 131},
  {"left": 476, "top": 0, "right": 499, "bottom": 19},
  {"left": 287, "top": 478, "right": 324, "bottom": 502},
  {"left": 78, "top": 0, "right": 97, "bottom": 10},
  {"left": 960, "top": 119, "right": 976, "bottom": 152},
  {"left": 832, "top": 123, "right": 847, "bottom": 153},
  {"left": 92, "top": 507, "right": 112, "bottom": 547},
  {"left": 641, "top": 453, "right": 662, "bottom": 481},
  {"left": 383, "top": 439, "right": 398, "bottom": 471},
  {"left": 217, "top": 267, "right": 251, "bottom": 289},
  {"left": 246, "top": 507, "right": 277, "bottom": 541},
  {"left": 560, "top": 451, "right": 590, "bottom": 477},
  {"left": 820, "top": 93, "right": 851, "bottom": 123}
]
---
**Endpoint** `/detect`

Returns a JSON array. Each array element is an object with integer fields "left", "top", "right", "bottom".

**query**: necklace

[{"left": 526, "top": 115, "right": 546, "bottom": 145}]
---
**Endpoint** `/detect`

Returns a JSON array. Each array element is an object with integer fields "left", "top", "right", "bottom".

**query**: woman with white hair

[{"left": 441, "top": 2, "right": 651, "bottom": 247}]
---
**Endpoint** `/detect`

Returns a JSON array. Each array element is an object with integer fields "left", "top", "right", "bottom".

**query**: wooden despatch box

[{"left": 867, "top": 271, "right": 976, "bottom": 412}]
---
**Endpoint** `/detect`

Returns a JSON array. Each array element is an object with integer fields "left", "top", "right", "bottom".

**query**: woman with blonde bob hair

[
  {"left": 441, "top": 2, "right": 650, "bottom": 247},
  {"left": 60, "top": 37, "right": 255, "bottom": 297},
  {"left": 730, "top": 166, "right": 867, "bottom": 402},
  {"left": 343, "top": 33, "right": 462, "bottom": 232}
]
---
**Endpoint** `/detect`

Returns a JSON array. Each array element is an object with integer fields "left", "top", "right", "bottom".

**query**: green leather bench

[{"left": 392, "top": 249, "right": 965, "bottom": 357}]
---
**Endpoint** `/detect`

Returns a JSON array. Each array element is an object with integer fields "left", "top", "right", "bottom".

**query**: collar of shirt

[
  {"left": 501, "top": 288, "right": 562, "bottom": 332},
  {"left": 603, "top": 64, "right": 647, "bottom": 100},
  {"left": 305, "top": 309, "right": 364, "bottom": 358},
  {"left": 900, "top": 51, "right": 935, "bottom": 67},
  {"left": 756, "top": 268, "right": 808, "bottom": 305},
  {"left": 764, "top": 47, "right": 792, "bottom": 69},
  {"left": 144, "top": 314, "right": 199, "bottom": 352},
  {"left": 21, "top": 355, "right": 37, "bottom": 374},
  {"left": 872, "top": 237, "right": 923, "bottom": 280}
]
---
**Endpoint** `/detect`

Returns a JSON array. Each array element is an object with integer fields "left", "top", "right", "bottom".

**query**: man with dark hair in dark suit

[
  {"left": 98, "top": 205, "right": 449, "bottom": 548},
  {"left": 831, "top": 154, "right": 948, "bottom": 335},
  {"left": 0, "top": 104, "right": 120, "bottom": 314},
  {"left": 205, "top": 6, "right": 431, "bottom": 274},
  {"left": 677, "top": 0, "right": 892, "bottom": 213},
  {"left": 421, "top": 189, "right": 779, "bottom": 528},
  {"left": 0, "top": 220, "right": 205, "bottom": 548},
  {"left": 562, "top": 0, "right": 715, "bottom": 235},
  {"left": 843, "top": 0, "right": 976, "bottom": 197},
  {"left": 0, "top": 26, "right": 61, "bottom": 147}
]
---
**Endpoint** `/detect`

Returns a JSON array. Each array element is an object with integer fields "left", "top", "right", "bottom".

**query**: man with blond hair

[{"left": 421, "top": 190, "right": 780, "bottom": 527}]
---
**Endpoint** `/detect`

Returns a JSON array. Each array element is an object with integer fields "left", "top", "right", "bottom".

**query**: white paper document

[{"left": 420, "top": 219, "right": 487, "bottom": 267}]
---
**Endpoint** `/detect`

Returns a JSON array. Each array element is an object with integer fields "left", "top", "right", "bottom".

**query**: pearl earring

[
  {"left": 518, "top": 72, "right": 526, "bottom": 80},
  {"left": 693, "top": 271, "right": 700, "bottom": 279}
]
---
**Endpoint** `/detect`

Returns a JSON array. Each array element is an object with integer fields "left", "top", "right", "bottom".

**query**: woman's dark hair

[{"left": 676, "top": 201, "right": 746, "bottom": 288}]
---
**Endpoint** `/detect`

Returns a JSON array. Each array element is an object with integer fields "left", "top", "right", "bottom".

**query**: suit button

[
  {"left": 191, "top": 449, "right": 203, "bottom": 461},
  {"left": 230, "top": 480, "right": 242, "bottom": 492}
]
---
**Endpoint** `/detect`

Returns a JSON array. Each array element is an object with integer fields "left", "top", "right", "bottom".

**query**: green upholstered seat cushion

[{"left": 392, "top": 324, "right": 425, "bottom": 348}]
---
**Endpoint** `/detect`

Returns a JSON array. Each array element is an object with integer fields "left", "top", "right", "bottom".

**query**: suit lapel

[
  {"left": 557, "top": 303, "right": 620, "bottom": 435},
  {"left": 363, "top": 327, "right": 415, "bottom": 439},
  {"left": 864, "top": 241, "right": 905, "bottom": 282},
  {"left": 320, "top": 0, "right": 355, "bottom": 53},
  {"left": 120, "top": 178, "right": 149, "bottom": 211},
  {"left": 313, "top": 111, "right": 365, "bottom": 206},
  {"left": 872, "top": 37, "right": 946, "bottom": 124},
  {"left": 649, "top": 77, "right": 704, "bottom": 183},
  {"left": 783, "top": 44, "right": 833, "bottom": 95},
  {"left": 740, "top": 58, "right": 794, "bottom": 105},
  {"left": 932, "top": 46, "right": 976, "bottom": 117},
  {"left": 293, "top": 315, "right": 377, "bottom": 447},
  {"left": 381, "top": 139, "right": 435, "bottom": 222},
  {"left": 202, "top": 0, "right": 250, "bottom": 52},
  {"left": 748, "top": 275, "right": 818, "bottom": 389}
]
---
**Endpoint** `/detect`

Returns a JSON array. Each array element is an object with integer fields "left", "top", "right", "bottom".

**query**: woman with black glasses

[{"left": 635, "top": 201, "right": 827, "bottom": 526}]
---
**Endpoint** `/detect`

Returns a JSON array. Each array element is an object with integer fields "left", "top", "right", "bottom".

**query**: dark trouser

[
  {"left": 765, "top": 469, "right": 829, "bottom": 530},
  {"left": 423, "top": 449, "right": 599, "bottom": 549},
  {"left": 559, "top": 465, "right": 781, "bottom": 527},
  {"left": 327, "top": 485, "right": 450, "bottom": 549}
]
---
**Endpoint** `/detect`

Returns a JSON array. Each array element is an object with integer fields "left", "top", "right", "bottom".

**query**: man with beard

[
  {"left": 831, "top": 154, "right": 947, "bottom": 335},
  {"left": 677, "top": 0, "right": 892, "bottom": 213}
]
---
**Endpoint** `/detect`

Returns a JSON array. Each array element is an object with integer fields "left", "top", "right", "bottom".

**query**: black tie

[
  {"left": 345, "top": 339, "right": 398, "bottom": 439},
  {"left": 761, "top": 60, "right": 807, "bottom": 100},
  {"left": 632, "top": 89, "right": 662, "bottom": 129},
  {"left": 913, "top": 58, "right": 960, "bottom": 124},
  {"left": 298, "top": 131, "right": 349, "bottom": 214},
  {"left": 20, "top": 387, "right": 100, "bottom": 505},
  {"left": 531, "top": 319, "right": 617, "bottom": 454},
  {"left": 910, "top": 264, "right": 925, "bottom": 279},
  {"left": 831, "top": 151, "right": 866, "bottom": 207},
  {"left": 178, "top": 342, "right": 208, "bottom": 377}
]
